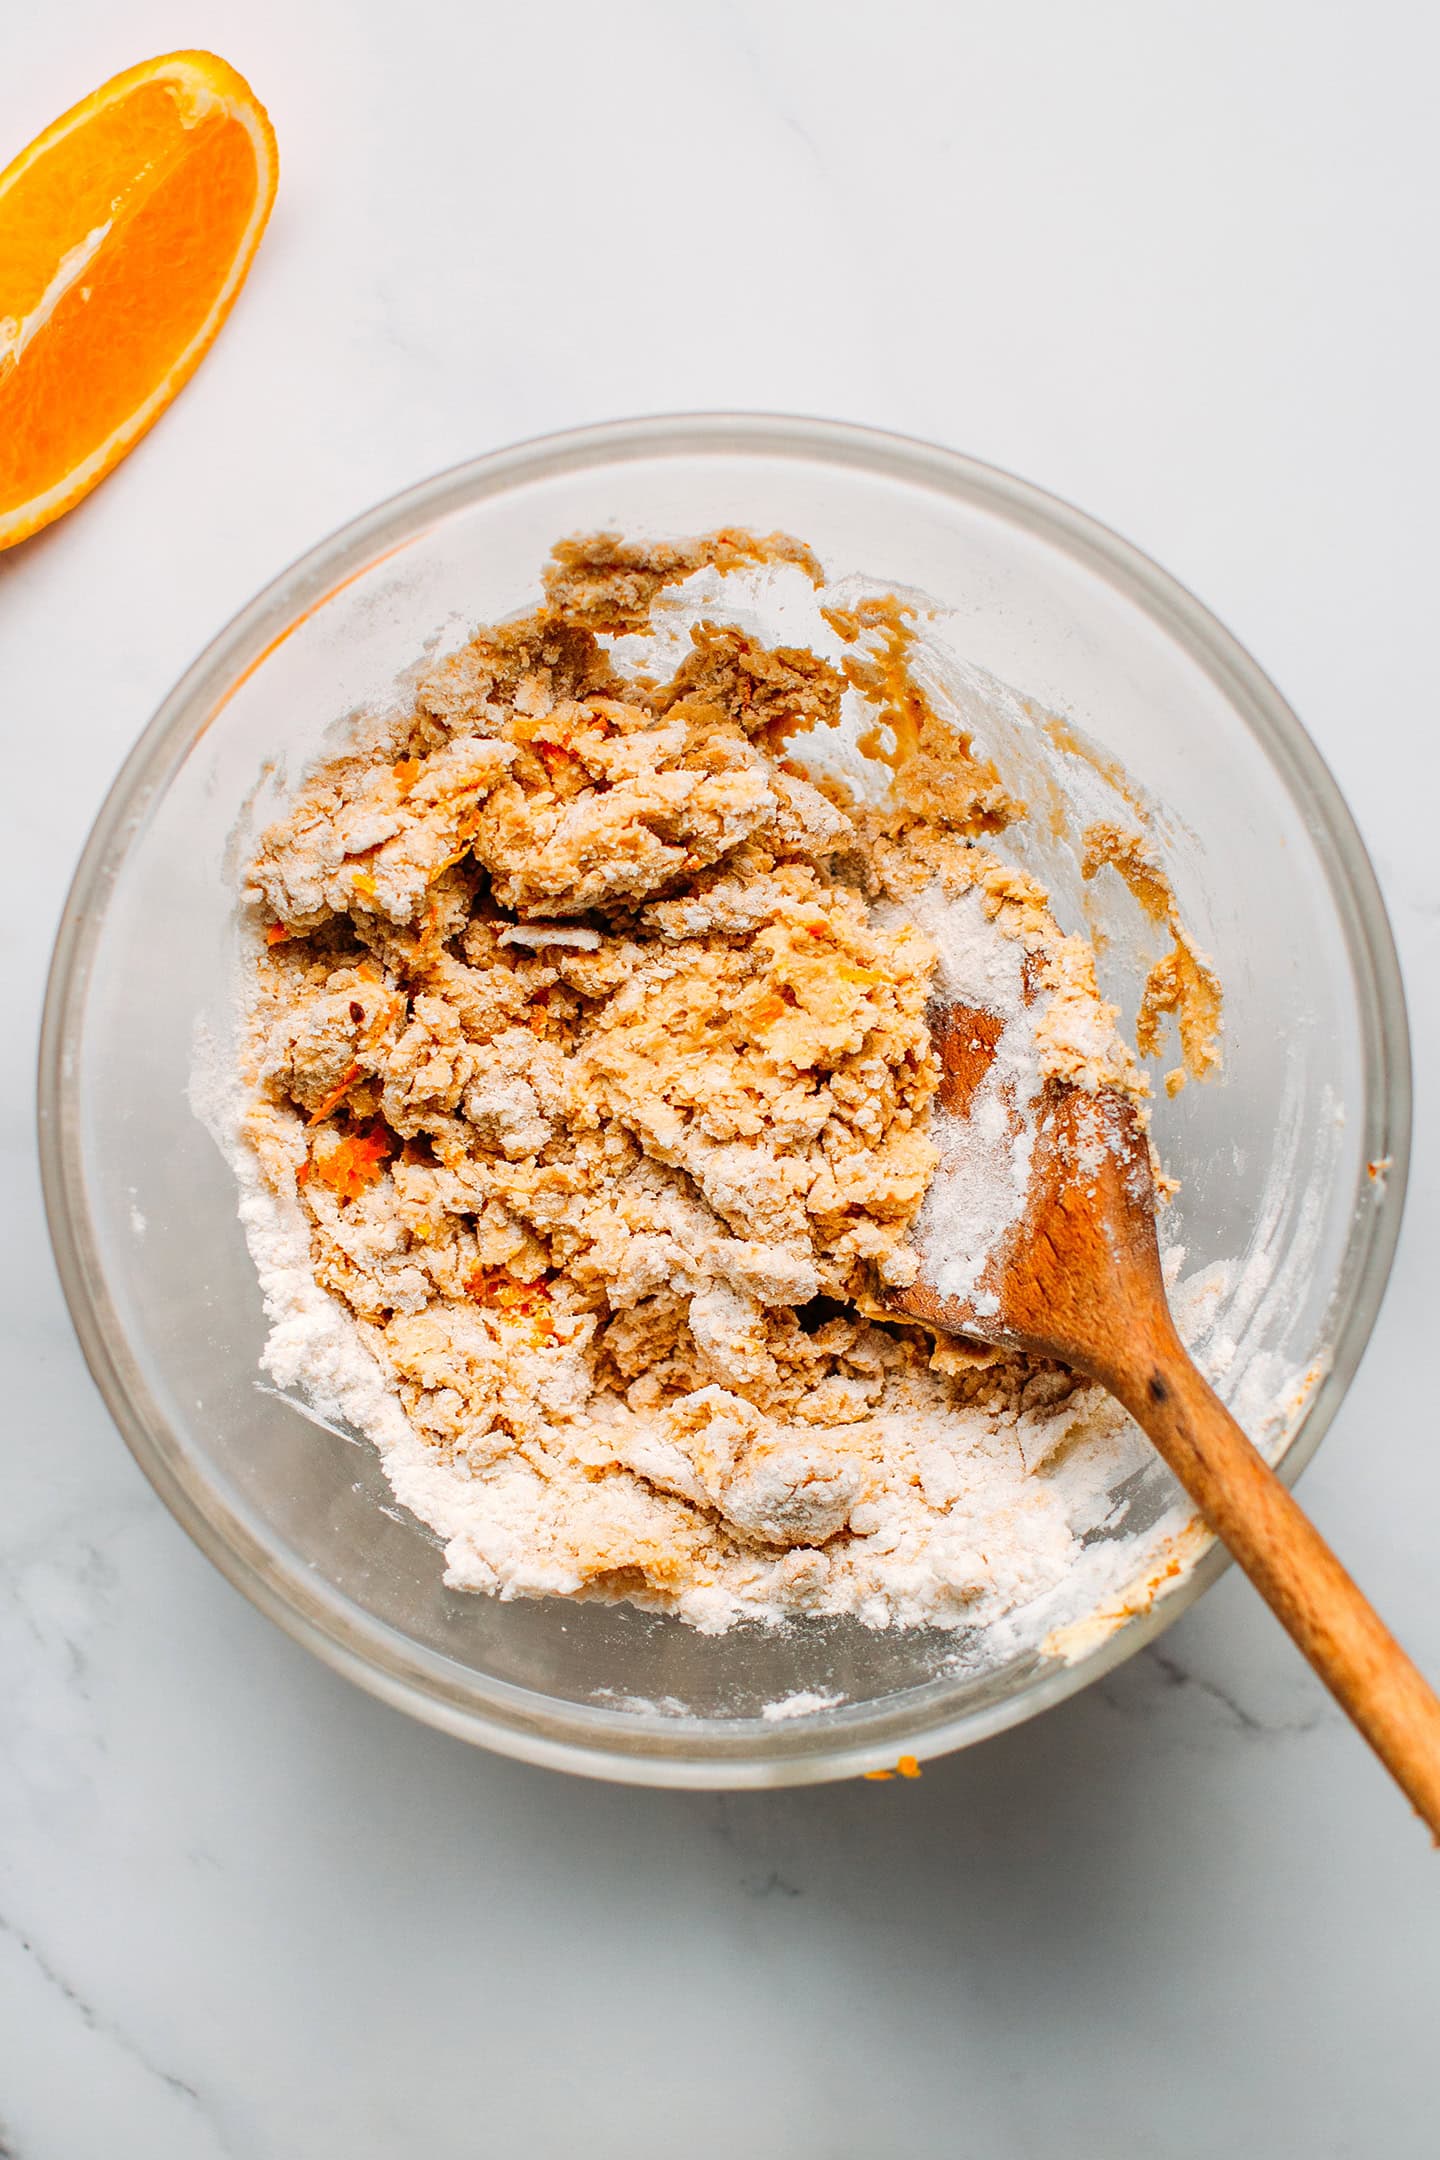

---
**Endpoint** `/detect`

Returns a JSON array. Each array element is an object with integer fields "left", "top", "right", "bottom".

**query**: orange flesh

[{"left": 0, "top": 54, "right": 276, "bottom": 544}]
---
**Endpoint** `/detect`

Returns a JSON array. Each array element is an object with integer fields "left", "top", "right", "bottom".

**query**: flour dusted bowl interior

[{"left": 40, "top": 418, "right": 1408, "bottom": 1784}]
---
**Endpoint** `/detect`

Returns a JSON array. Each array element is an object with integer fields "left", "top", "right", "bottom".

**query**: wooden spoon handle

[{"left": 1107, "top": 1329, "right": 1440, "bottom": 1839}]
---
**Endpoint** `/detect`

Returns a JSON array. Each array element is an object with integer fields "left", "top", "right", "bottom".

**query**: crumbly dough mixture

[{"left": 236, "top": 531, "right": 1204, "bottom": 1632}]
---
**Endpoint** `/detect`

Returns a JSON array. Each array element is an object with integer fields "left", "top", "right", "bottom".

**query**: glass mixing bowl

[{"left": 39, "top": 416, "right": 1410, "bottom": 1786}]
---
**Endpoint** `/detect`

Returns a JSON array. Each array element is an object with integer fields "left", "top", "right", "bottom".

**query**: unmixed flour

[
  {"left": 890, "top": 884, "right": 1041, "bottom": 1315},
  {"left": 216, "top": 528, "right": 1227, "bottom": 1639}
]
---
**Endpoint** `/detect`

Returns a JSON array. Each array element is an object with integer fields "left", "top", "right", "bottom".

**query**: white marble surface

[{"left": 3, "top": 2, "right": 1438, "bottom": 2152}]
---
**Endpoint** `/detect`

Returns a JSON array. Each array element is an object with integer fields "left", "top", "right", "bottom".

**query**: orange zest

[
  {"left": 464, "top": 1266, "right": 552, "bottom": 1314},
  {"left": 306, "top": 1119, "right": 395, "bottom": 1204},
  {"left": 864, "top": 1754, "right": 922, "bottom": 1782},
  {"left": 0, "top": 50, "right": 278, "bottom": 549},
  {"left": 307, "top": 1062, "right": 363, "bottom": 1127},
  {"left": 465, "top": 1266, "right": 555, "bottom": 1340}
]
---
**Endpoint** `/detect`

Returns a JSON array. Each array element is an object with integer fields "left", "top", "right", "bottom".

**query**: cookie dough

[{"left": 235, "top": 531, "right": 1194, "bottom": 1631}]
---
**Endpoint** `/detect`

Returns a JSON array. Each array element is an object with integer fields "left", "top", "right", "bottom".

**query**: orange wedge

[{"left": 0, "top": 50, "right": 277, "bottom": 550}]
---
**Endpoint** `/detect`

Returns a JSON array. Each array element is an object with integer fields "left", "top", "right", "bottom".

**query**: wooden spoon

[{"left": 890, "top": 1001, "right": 1440, "bottom": 1837}]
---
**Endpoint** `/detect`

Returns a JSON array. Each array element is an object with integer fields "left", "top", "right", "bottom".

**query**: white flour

[{"left": 892, "top": 884, "right": 1042, "bottom": 1315}]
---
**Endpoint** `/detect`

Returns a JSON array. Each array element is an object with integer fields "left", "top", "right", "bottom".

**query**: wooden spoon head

[{"left": 890, "top": 1001, "right": 1164, "bottom": 1379}]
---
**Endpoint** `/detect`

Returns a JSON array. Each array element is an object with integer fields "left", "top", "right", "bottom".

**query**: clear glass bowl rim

[{"left": 37, "top": 412, "right": 1413, "bottom": 1787}]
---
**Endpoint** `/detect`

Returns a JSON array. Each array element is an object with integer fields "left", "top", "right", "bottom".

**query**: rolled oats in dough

[{"left": 230, "top": 530, "right": 1216, "bottom": 1635}]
